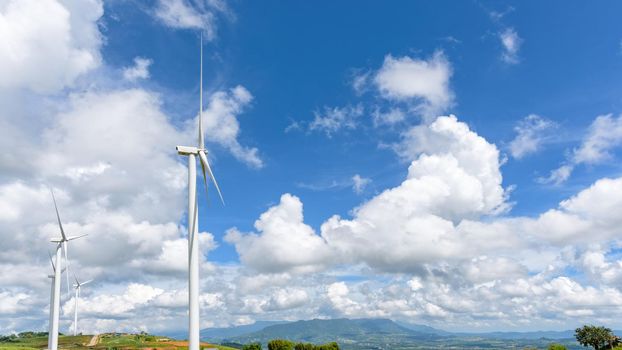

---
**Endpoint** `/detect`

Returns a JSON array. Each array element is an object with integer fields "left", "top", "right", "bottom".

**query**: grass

[{"left": 0, "top": 334, "right": 237, "bottom": 350}]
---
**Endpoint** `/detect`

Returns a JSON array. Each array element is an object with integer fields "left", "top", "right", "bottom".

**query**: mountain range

[{"left": 171, "top": 318, "right": 609, "bottom": 349}]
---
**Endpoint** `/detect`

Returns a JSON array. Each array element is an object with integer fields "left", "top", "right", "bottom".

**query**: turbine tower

[
  {"left": 47, "top": 252, "right": 64, "bottom": 350},
  {"left": 175, "top": 35, "right": 224, "bottom": 350},
  {"left": 72, "top": 275, "right": 92, "bottom": 336},
  {"left": 48, "top": 190, "right": 86, "bottom": 350}
]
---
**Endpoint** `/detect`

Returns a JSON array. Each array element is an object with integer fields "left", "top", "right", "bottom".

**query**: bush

[
  {"left": 293, "top": 342, "right": 339, "bottom": 350},
  {"left": 548, "top": 344, "right": 567, "bottom": 350},
  {"left": 242, "top": 342, "right": 262, "bottom": 350},
  {"left": 294, "top": 343, "right": 315, "bottom": 350},
  {"left": 268, "top": 339, "right": 294, "bottom": 350}
]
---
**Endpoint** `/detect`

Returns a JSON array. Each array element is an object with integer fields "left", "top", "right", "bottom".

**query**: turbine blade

[
  {"left": 63, "top": 241, "right": 70, "bottom": 296},
  {"left": 48, "top": 251, "right": 56, "bottom": 271},
  {"left": 82, "top": 279, "right": 92, "bottom": 286},
  {"left": 198, "top": 151, "right": 224, "bottom": 205},
  {"left": 50, "top": 189, "right": 67, "bottom": 241},
  {"left": 74, "top": 273, "right": 79, "bottom": 285},
  {"left": 199, "top": 33, "right": 204, "bottom": 150},
  {"left": 199, "top": 152, "right": 210, "bottom": 202},
  {"left": 66, "top": 233, "right": 87, "bottom": 241}
]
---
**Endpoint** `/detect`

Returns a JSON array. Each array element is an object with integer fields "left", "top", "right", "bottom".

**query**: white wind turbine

[
  {"left": 49, "top": 190, "right": 86, "bottom": 350},
  {"left": 72, "top": 275, "right": 92, "bottom": 336},
  {"left": 175, "top": 35, "right": 224, "bottom": 350}
]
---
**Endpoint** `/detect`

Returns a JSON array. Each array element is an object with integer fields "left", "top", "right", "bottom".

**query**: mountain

[
  {"left": 225, "top": 318, "right": 442, "bottom": 345},
  {"left": 181, "top": 318, "right": 609, "bottom": 349},
  {"left": 397, "top": 322, "right": 451, "bottom": 335},
  {"left": 200, "top": 321, "right": 287, "bottom": 341}
]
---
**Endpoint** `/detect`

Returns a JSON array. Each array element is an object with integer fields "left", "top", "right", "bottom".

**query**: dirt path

[{"left": 86, "top": 334, "right": 100, "bottom": 347}]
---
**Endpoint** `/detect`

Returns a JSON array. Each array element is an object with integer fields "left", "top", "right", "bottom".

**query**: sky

[{"left": 2, "top": 0, "right": 622, "bottom": 335}]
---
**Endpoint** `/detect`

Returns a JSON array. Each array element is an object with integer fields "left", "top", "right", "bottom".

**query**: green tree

[
  {"left": 548, "top": 344, "right": 568, "bottom": 350},
  {"left": 316, "top": 342, "right": 339, "bottom": 350},
  {"left": 242, "top": 342, "right": 262, "bottom": 350},
  {"left": 267, "top": 339, "right": 294, "bottom": 350},
  {"left": 294, "top": 343, "right": 315, "bottom": 350},
  {"left": 575, "top": 325, "right": 616, "bottom": 350}
]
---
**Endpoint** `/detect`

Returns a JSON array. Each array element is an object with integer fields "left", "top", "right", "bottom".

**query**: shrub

[
  {"left": 242, "top": 342, "right": 262, "bottom": 350},
  {"left": 267, "top": 339, "right": 294, "bottom": 350},
  {"left": 548, "top": 344, "right": 567, "bottom": 350}
]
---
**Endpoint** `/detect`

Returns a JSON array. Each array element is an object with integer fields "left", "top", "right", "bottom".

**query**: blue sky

[
  {"left": 99, "top": 0, "right": 622, "bottom": 258},
  {"left": 3, "top": 0, "right": 622, "bottom": 335}
]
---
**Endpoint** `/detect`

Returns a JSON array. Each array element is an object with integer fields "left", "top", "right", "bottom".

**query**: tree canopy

[{"left": 575, "top": 325, "right": 618, "bottom": 350}]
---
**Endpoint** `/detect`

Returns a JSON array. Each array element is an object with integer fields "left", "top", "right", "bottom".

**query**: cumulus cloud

[
  {"left": 0, "top": 0, "right": 102, "bottom": 93},
  {"left": 509, "top": 114, "right": 555, "bottom": 159},
  {"left": 374, "top": 52, "right": 453, "bottom": 117},
  {"left": 225, "top": 114, "right": 622, "bottom": 329},
  {"left": 225, "top": 194, "right": 334, "bottom": 274},
  {"left": 123, "top": 57, "right": 153, "bottom": 81},
  {"left": 499, "top": 28, "right": 522, "bottom": 64},
  {"left": 229, "top": 116, "right": 511, "bottom": 274}
]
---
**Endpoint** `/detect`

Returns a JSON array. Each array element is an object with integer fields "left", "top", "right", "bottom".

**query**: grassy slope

[{"left": 0, "top": 334, "right": 237, "bottom": 350}]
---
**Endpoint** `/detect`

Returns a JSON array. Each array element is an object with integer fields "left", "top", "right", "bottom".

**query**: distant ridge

[
  {"left": 184, "top": 318, "right": 614, "bottom": 349},
  {"left": 223, "top": 318, "right": 442, "bottom": 344}
]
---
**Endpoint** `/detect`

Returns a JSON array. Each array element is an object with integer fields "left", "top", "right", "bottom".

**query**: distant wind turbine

[
  {"left": 175, "top": 34, "right": 224, "bottom": 350},
  {"left": 48, "top": 189, "right": 86, "bottom": 350},
  {"left": 72, "top": 275, "right": 92, "bottom": 336}
]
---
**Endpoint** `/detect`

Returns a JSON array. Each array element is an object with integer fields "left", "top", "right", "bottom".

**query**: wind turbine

[
  {"left": 72, "top": 275, "right": 92, "bottom": 336},
  {"left": 175, "top": 35, "right": 224, "bottom": 350},
  {"left": 48, "top": 189, "right": 86, "bottom": 350}
]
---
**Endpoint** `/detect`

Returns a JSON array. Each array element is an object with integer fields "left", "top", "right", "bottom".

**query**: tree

[
  {"left": 548, "top": 344, "right": 568, "bottom": 350},
  {"left": 242, "top": 342, "right": 262, "bottom": 350},
  {"left": 267, "top": 339, "right": 294, "bottom": 350},
  {"left": 575, "top": 325, "right": 616, "bottom": 350}
]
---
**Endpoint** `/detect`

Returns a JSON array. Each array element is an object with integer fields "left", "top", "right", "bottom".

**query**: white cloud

[
  {"left": 573, "top": 113, "right": 622, "bottom": 164},
  {"left": 499, "top": 28, "right": 522, "bottom": 64},
  {"left": 200, "top": 85, "right": 263, "bottom": 168},
  {"left": 0, "top": 0, "right": 102, "bottom": 93},
  {"left": 374, "top": 52, "right": 453, "bottom": 117},
  {"left": 351, "top": 71, "right": 370, "bottom": 95},
  {"left": 123, "top": 57, "right": 153, "bottom": 81},
  {"left": 154, "top": 0, "right": 227, "bottom": 40},
  {"left": 225, "top": 194, "right": 334, "bottom": 274},
  {"left": 543, "top": 113, "right": 622, "bottom": 184},
  {"left": 509, "top": 114, "right": 555, "bottom": 159},
  {"left": 309, "top": 104, "right": 364, "bottom": 137},
  {"left": 229, "top": 116, "right": 511, "bottom": 274},
  {"left": 538, "top": 164, "right": 573, "bottom": 186},
  {"left": 372, "top": 107, "right": 405, "bottom": 127},
  {"left": 351, "top": 174, "right": 371, "bottom": 194}
]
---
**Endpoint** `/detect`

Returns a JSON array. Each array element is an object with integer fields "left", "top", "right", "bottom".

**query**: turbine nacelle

[{"left": 176, "top": 145, "right": 202, "bottom": 155}]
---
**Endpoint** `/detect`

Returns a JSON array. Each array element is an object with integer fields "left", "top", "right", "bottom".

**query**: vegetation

[
  {"left": 267, "top": 339, "right": 294, "bottom": 350},
  {"left": 242, "top": 340, "right": 339, "bottom": 350},
  {"left": 242, "top": 342, "right": 262, "bottom": 350},
  {"left": 549, "top": 344, "right": 568, "bottom": 350},
  {"left": 0, "top": 333, "right": 238, "bottom": 350},
  {"left": 575, "top": 325, "right": 620, "bottom": 350}
]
